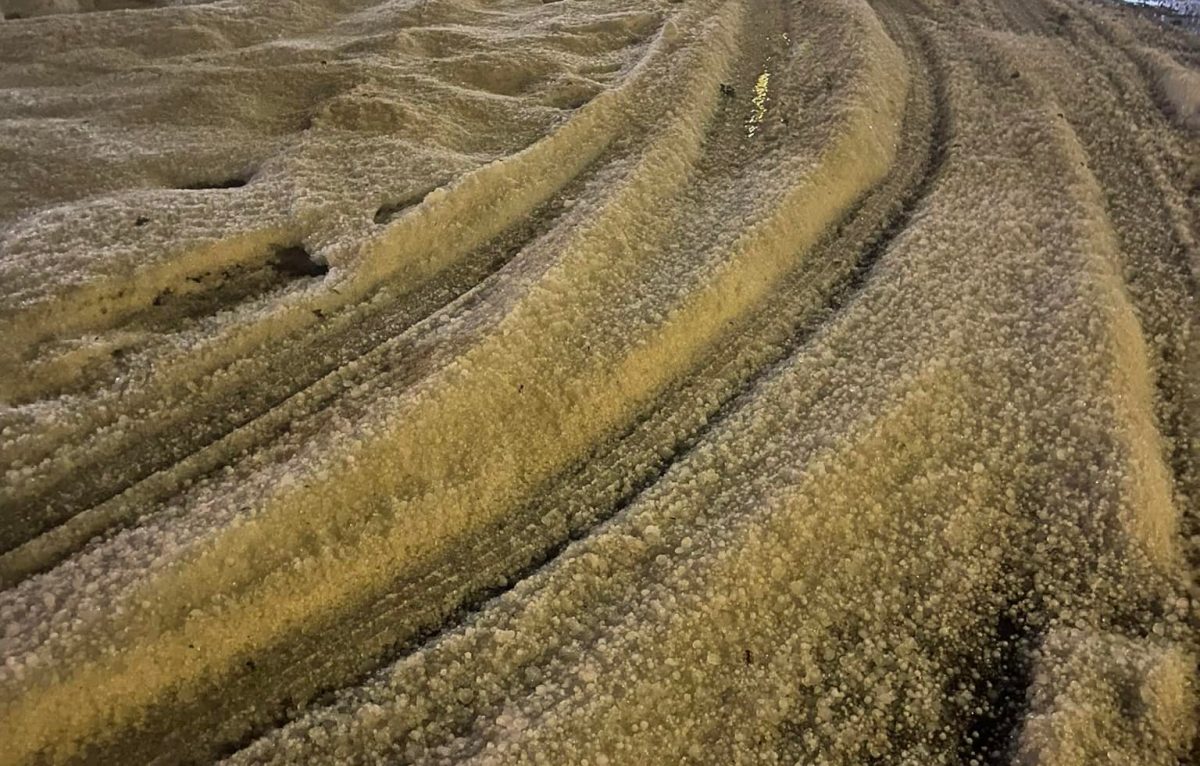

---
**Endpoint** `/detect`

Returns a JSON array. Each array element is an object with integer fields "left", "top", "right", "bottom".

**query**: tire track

[
  {"left": 233, "top": 0, "right": 1196, "bottom": 761},
  {"left": 202, "top": 9, "right": 946, "bottom": 763},
  {"left": 1036, "top": 0, "right": 1200, "bottom": 590},
  {"left": 0, "top": 2, "right": 678, "bottom": 562},
  {"left": 0, "top": 0, "right": 758, "bottom": 758},
  {"left": 5, "top": 0, "right": 1197, "bottom": 762},
  {"left": 0, "top": 0, "right": 907, "bottom": 758},
  {"left": 0, "top": 147, "right": 619, "bottom": 583}
]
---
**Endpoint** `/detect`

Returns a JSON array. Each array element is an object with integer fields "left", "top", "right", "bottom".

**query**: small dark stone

[
  {"left": 720, "top": 83, "right": 736, "bottom": 98},
  {"left": 134, "top": 216, "right": 150, "bottom": 227}
]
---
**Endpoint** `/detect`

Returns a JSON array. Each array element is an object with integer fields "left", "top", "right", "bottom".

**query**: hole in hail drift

[
  {"left": 181, "top": 175, "right": 252, "bottom": 191},
  {"left": 374, "top": 185, "right": 440, "bottom": 225},
  {"left": 271, "top": 245, "right": 328, "bottom": 278}
]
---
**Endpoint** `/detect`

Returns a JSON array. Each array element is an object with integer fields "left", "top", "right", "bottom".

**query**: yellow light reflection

[{"left": 747, "top": 70, "right": 770, "bottom": 137}]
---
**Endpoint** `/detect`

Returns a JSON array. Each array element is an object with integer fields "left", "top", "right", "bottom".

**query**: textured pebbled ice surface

[{"left": 0, "top": 0, "right": 1198, "bottom": 762}]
